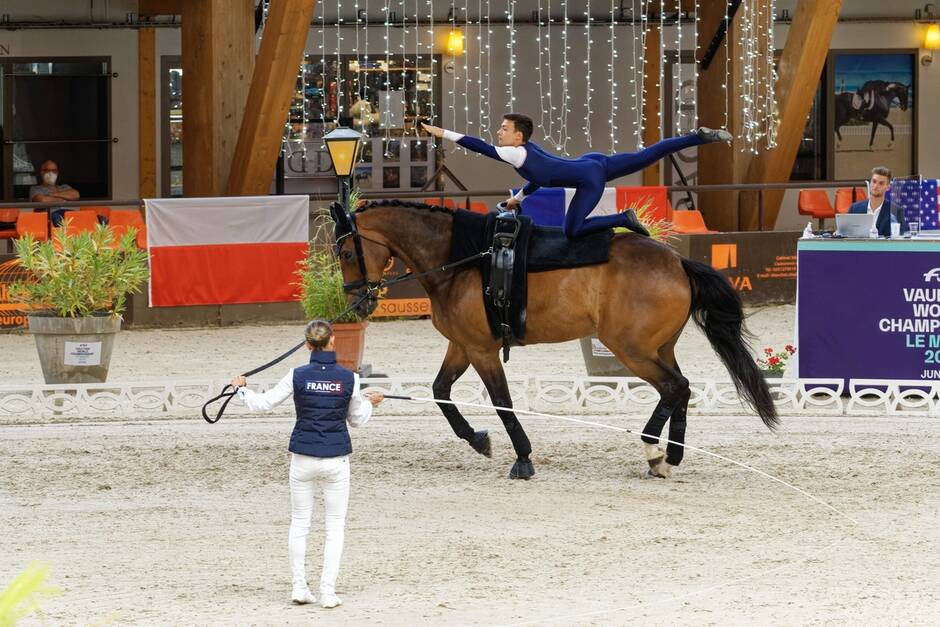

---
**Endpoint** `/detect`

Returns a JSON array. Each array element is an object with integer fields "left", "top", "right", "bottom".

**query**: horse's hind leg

[
  {"left": 433, "top": 341, "right": 491, "bottom": 457},
  {"left": 469, "top": 350, "right": 534, "bottom": 479},
  {"left": 601, "top": 339, "right": 689, "bottom": 478}
]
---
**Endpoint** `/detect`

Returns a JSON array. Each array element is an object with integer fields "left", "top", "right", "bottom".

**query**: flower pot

[
  {"left": 332, "top": 321, "right": 368, "bottom": 372},
  {"left": 579, "top": 335, "right": 633, "bottom": 377},
  {"left": 761, "top": 370, "right": 784, "bottom": 379},
  {"left": 28, "top": 314, "right": 122, "bottom": 384}
]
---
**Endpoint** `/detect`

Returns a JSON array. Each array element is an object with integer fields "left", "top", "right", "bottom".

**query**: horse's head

[
  {"left": 329, "top": 202, "right": 392, "bottom": 318},
  {"left": 896, "top": 84, "right": 910, "bottom": 111}
]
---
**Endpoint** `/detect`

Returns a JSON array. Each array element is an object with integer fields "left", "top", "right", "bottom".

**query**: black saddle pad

[
  {"left": 449, "top": 210, "right": 612, "bottom": 272},
  {"left": 449, "top": 210, "right": 612, "bottom": 348}
]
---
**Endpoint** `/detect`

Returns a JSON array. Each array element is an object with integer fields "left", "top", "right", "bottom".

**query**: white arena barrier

[{"left": 1, "top": 377, "right": 938, "bottom": 423}]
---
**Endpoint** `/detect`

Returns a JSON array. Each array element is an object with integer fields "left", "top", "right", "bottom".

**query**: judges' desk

[{"left": 797, "top": 238, "right": 940, "bottom": 381}]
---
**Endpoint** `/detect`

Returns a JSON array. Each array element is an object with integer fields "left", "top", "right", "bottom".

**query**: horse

[
  {"left": 835, "top": 81, "right": 910, "bottom": 147},
  {"left": 331, "top": 200, "right": 778, "bottom": 480}
]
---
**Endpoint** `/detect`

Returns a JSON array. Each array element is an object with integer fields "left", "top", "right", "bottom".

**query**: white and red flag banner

[{"left": 145, "top": 195, "right": 308, "bottom": 307}]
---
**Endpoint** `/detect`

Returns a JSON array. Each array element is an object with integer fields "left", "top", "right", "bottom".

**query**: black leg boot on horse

[
  {"left": 433, "top": 342, "right": 492, "bottom": 457},
  {"left": 472, "top": 351, "right": 534, "bottom": 479}
]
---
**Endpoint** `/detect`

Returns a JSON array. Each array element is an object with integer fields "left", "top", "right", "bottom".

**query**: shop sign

[{"left": 0, "top": 257, "right": 29, "bottom": 329}]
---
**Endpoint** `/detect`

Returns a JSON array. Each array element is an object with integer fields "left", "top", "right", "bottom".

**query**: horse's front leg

[
  {"left": 433, "top": 341, "right": 491, "bottom": 457},
  {"left": 470, "top": 350, "right": 534, "bottom": 479},
  {"left": 869, "top": 120, "right": 879, "bottom": 147}
]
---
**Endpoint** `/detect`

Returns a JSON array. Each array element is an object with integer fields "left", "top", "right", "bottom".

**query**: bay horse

[
  {"left": 835, "top": 81, "right": 910, "bottom": 147},
  {"left": 332, "top": 200, "right": 777, "bottom": 479}
]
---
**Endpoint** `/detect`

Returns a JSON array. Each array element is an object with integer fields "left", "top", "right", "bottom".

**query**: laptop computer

[{"left": 835, "top": 213, "right": 875, "bottom": 238}]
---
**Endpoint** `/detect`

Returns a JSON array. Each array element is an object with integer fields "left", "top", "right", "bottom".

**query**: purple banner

[{"left": 798, "top": 240, "right": 940, "bottom": 381}]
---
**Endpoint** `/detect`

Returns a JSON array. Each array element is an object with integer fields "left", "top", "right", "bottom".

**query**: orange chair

[
  {"left": 834, "top": 187, "right": 867, "bottom": 214},
  {"left": 108, "top": 209, "right": 147, "bottom": 249},
  {"left": 672, "top": 209, "right": 717, "bottom": 234},
  {"left": 798, "top": 190, "right": 835, "bottom": 229},
  {"left": 61, "top": 210, "right": 100, "bottom": 236},
  {"left": 15, "top": 211, "right": 49, "bottom": 241},
  {"left": 0, "top": 209, "right": 19, "bottom": 239},
  {"left": 83, "top": 205, "right": 112, "bottom": 223},
  {"left": 469, "top": 201, "right": 490, "bottom": 214}
]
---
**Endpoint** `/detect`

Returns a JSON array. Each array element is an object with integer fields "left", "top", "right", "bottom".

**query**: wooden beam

[
  {"left": 642, "top": 25, "right": 661, "bottom": 187},
  {"left": 739, "top": 0, "right": 842, "bottom": 230},
  {"left": 695, "top": 0, "right": 745, "bottom": 231},
  {"left": 226, "top": 0, "right": 319, "bottom": 196},
  {"left": 181, "top": 0, "right": 255, "bottom": 197},
  {"left": 138, "top": 0, "right": 182, "bottom": 16},
  {"left": 138, "top": 28, "right": 157, "bottom": 199}
]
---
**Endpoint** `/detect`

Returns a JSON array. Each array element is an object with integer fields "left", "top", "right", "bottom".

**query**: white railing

[{"left": 1, "top": 377, "right": 938, "bottom": 423}]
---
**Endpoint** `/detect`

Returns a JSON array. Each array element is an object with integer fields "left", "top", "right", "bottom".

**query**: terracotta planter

[
  {"left": 28, "top": 314, "right": 122, "bottom": 384},
  {"left": 332, "top": 321, "right": 368, "bottom": 372}
]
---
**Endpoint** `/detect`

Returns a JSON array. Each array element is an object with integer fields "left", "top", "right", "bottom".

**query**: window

[
  {"left": 161, "top": 57, "right": 183, "bottom": 197},
  {"left": 1, "top": 58, "right": 112, "bottom": 201}
]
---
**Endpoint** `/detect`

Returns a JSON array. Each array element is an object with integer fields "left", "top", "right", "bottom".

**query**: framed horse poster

[{"left": 827, "top": 50, "right": 917, "bottom": 180}]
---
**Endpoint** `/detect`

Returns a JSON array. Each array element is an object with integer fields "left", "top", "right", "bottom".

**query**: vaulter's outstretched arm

[{"left": 423, "top": 123, "right": 537, "bottom": 203}]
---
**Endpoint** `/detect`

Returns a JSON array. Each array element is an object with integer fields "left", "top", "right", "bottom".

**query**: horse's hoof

[
  {"left": 509, "top": 458, "right": 535, "bottom": 480},
  {"left": 470, "top": 430, "right": 492, "bottom": 458},
  {"left": 647, "top": 461, "right": 674, "bottom": 479}
]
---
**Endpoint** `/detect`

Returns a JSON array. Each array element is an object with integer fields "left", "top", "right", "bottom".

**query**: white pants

[{"left": 288, "top": 452, "right": 350, "bottom": 595}]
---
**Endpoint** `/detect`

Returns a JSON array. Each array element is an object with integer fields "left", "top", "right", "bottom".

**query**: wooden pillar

[
  {"left": 739, "top": 0, "right": 842, "bottom": 230},
  {"left": 226, "top": 0, "right": 319, "bottom": 196},
  {"left": 642, "top": 25, "right": 662, "bottom": 186},
  {"left": 138, "top": 28, "right": 157, "bottom": 199},
  {"left": 181, "top": 0, "right": 254, "bottom": 197},
  {"left": 695, "top": 0, "right": 748, "bottom": 232}
]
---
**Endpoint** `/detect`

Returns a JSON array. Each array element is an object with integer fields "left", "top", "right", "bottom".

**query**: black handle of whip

[
  {"left": 382, "top": 394, "right": 412, "bottom": 400},
  {"left": 202, "top": 384, "right": 238, "bottom": 424}
]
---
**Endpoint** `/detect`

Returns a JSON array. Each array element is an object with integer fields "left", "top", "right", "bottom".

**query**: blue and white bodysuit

[{"left": 443, "top": 130, "right": 706, "bottom": 238}]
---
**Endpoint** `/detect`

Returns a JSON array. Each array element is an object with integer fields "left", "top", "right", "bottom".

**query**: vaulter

[{"left": 422, "top": 115, "right": 731, "bottom": 238}]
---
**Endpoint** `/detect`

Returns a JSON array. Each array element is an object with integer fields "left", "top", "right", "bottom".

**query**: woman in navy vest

[{"left": 232, "top": 320, "right": 383, "bottom": 608}]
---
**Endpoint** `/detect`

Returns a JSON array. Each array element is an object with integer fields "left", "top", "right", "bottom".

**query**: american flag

[{"left": 888, "top": 177, "right": 939, "bottom": 231}]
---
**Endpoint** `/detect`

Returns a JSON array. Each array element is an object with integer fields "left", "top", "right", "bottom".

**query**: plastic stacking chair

[
  {"left": 61, "top": 210, "right": 100, "bottom": 236},
  {"left": 797, "top": 190, "right": 835, "bottom": 229},
  {"left": 84, "top": 205, "right": 112, "bottom": 223},
  {"left": 834, "top": 187, "right": 867, "bottom": 214},
  {"left": 671, "top": 209, "right": 717, "bottom": 234},
  {"left": 0, "top": 209, "right": 19, "bottom": 240},
  {"left": 108, "top": 209, "right": 147, "bottom": 249},
  {"left": 469, "top": 201, "right": 490, "bottom": 214},
  {"left": 15, "top": 211, "right": 49, "bottom": 241}
]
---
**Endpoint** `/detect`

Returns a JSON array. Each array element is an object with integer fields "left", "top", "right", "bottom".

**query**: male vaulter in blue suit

[{"left": 422, "top": 114, "right": 731, "bottom": 238}]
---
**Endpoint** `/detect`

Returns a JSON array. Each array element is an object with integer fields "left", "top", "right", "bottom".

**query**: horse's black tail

[{"left": 681, "top": 258, "right": 779, "bottom": 430}]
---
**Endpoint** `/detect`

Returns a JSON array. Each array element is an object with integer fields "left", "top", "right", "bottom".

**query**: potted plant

[
  {"left": 11, "top": 224, "right": 149, "bottom": 384},
  {"left": 295, "top": 218, "right": 369, "bottom": 373},
  {"left": 580, "top": 200, "right": 675, "bottom": 377},
  {"left": 757, "top": 344, "right": 797, "bottom": 378}
]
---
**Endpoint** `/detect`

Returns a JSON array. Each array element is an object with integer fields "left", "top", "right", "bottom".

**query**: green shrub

[
  {"left": 11, "top": 223, "right": 149, "bottom": 318},
  {"left": 295, "top": 221, "right": 365, "bottom": 324}
]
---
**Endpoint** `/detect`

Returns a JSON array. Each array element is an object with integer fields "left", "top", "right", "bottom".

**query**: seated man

[
  {"left": 848, "top": 166, "right": 906, "bottom": 237},
  {"left": 29, "top": 160, "right": 80, "bottom": 227}
]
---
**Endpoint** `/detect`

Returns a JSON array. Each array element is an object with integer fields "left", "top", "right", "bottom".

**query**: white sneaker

[
  {"left": 320, "top": 593, "right": 343, "bottom": 609},
  {"left": 291, "top": 586, "right": 317, "bottom": 605}
]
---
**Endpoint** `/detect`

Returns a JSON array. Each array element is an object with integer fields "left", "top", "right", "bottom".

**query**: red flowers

[{"left": 757, "top": 345, "right": 797, "bottom": 375}]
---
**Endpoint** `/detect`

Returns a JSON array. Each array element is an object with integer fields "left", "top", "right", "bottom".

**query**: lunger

[{"left": 232, "top": 320, "right": 384, "bottom": 609}]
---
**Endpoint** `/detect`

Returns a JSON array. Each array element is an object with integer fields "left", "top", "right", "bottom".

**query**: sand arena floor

[{"left": 2, "top": 305, "right": 939, "bottom": 625}]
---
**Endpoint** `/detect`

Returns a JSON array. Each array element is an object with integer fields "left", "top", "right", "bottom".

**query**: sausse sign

[
  {"left": 670, "top": 232, "right": 801, "bottom": 305},
  {"left": 371, "top": 257, "right": 432, "bottom": 318},
  {"left": 0, "top": 257, "right": 29, "bottom": 329}
]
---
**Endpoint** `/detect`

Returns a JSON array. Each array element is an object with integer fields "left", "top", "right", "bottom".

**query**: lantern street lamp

[{"left": 323, "top": 127, "right": 364, "bottom": 209}]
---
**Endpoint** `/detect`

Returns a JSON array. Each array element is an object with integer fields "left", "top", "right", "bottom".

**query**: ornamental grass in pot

[
  {"left": 11, "top": 223, "right": 149, "bottom": 384},
  {"left": 295, "top": 219, "right": 368, "bottom": 373}
]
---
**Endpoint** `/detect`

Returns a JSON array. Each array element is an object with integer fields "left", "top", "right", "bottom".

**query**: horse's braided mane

[{"left": 355, "top": 199, "right": 456, "bottom": 215}]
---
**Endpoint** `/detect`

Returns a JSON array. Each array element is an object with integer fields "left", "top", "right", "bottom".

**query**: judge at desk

[{"left": 848, "top": 166, "right": 907, "bottom": 237}]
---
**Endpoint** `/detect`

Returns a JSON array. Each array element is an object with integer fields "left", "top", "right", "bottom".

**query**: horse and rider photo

[{"left": 831, "top": 52, "right": 915, "bottom": 180}]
